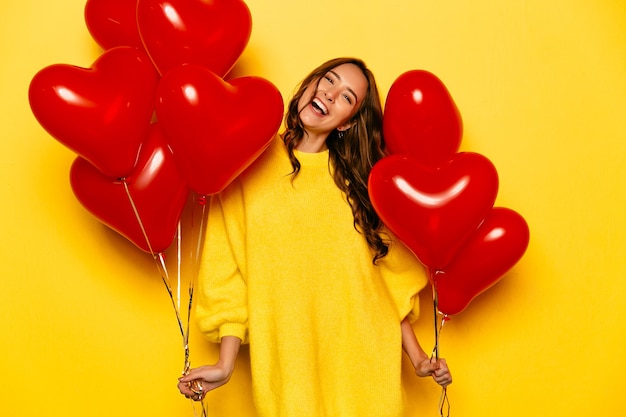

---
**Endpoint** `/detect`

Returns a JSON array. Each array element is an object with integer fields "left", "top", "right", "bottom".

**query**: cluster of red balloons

[
  {"left": 369, "top": 70, "right": 530, "bottom": 316},
  {"left": 28, "top": 0, "right": 284, "bottom": 254}
]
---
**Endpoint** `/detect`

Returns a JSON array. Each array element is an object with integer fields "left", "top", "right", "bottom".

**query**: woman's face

[{"left": 297, "top": 63, "right": 368, "bottom": 136}]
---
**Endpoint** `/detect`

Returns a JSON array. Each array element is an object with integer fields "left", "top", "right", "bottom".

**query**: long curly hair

[{"left": 281, "top": 57, "right": 389, "bottom": 263}]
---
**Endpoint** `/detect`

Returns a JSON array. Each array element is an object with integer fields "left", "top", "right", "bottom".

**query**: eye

[
  {"left": 343, "top": 94, "right": 353, "bottom": 104},
  {"left": 324, "top": 75, "right": 334, "bottom": 84}
]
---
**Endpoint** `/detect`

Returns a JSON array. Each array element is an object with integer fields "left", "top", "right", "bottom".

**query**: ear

[{"left": 337, "top": 119, "right": 356, "bottom": 132}]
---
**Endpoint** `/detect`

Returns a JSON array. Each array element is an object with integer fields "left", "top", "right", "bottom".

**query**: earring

[{"left": 337, "top": 130, "right": 344, "bottom": 139}]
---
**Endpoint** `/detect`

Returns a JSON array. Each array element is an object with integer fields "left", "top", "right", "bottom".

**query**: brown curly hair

[{"left": 281, "top": 57, "right": 389, "bottom": 263}]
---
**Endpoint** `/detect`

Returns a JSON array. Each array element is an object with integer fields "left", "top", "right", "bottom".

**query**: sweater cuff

[{"left": 219, "top": 323, "right": 248, "bottom": 343}]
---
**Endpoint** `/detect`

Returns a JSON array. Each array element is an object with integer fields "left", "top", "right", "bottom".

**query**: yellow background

[{"left": 2, "top": 0, "right": 625, "bottom": 416}]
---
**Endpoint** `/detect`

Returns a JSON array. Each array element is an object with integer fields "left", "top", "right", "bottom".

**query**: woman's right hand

[
  {"left": 177, "top": 335, "right": 242, "bottom": 401},
  {"left": 177, "top": 363, "right": 233, "bottom": 401}
]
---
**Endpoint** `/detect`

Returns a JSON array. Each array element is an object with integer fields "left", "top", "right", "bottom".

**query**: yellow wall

[{"left": 2, "top": 0, "right": 624, "bottom": 415}]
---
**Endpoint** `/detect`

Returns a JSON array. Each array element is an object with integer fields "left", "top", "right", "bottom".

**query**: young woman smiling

[{"left": 178, "top": 57, "right": 452, "bottom": 417}]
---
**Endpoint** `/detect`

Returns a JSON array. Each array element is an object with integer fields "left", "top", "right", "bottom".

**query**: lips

[{"left": 311, "top": 97, "right": 328, "bottom": 115}]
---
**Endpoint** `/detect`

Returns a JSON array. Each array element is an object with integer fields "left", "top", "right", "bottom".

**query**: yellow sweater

[{"left": 196, "top": 137, "right": 428, "bottom": 417}]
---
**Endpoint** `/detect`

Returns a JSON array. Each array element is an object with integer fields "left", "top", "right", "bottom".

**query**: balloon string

[
  {"left": 123, "top": 183, "right": 207, "bottom": 415},
  {"left": 183, "top": 194, "right": 208, "bottom": 363},
  {"left": 430, "top": 269, "right": 443, "bottom": 360},
  {"left": 121, "top": 180, "right": 189, "bottom": 362},
  {"left": 430, "top": 269, "right": 450, "bottom": 417},
  {"left": 156, "top": 253, "right": 187, "bottom": 342},
  {"left": 185, "top": 195, "right": 209, "bottom": 417},
  {"left": 121, "top": 178, "right": 157, "bottom": 256},
  {"left": 189, "top": 399, "right": 209, "bottom": 417},
  {"left": 194, "top": 195, "right": 208, "bottom": 272},
  {"left": 439, "top": 386, "right": 450, "bottom": 417},
  {"left": 172, "top": 196, "right": 208, "bottom": 417},
  {"left": 177, "top": 221, "right": 182, "bottom": 313}
]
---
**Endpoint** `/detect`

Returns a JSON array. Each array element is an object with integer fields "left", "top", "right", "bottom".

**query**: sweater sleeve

[
  {"left": 378, "top": 233, "right": 429, "bottom": 323},
  {"left": 195, "top": 182, "right": 249, "bottom": 344}
]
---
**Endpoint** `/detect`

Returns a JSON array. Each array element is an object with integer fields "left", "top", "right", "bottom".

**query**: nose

[{"left": 323, "top": 90, "right": 335, "bottom": 102}]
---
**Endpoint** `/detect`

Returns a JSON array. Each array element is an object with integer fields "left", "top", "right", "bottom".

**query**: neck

[{"left": 295, "top": 132, "right": 328, "bottom": 153}]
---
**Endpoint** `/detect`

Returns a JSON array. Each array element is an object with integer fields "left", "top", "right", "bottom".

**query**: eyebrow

[{"left": 329, "top": 70, "right": 359, "bottom": 103}]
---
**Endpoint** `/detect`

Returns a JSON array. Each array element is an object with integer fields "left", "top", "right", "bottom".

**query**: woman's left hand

[{"left": 415, "top": 357, "right": 452, "bottom": 387}]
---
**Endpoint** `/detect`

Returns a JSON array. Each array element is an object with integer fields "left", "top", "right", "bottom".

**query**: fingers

[
  {"left": 190, "top": 383, "right": 206, "bottom": 401},
  {"left": 179, "top": 366, "right": 202, "bottom": 382},
  {"left": 431, "top": 358, "right": 452, "bottom": 387},
  {"left": 433, "top": 369, "right": 452, "bottom": 386},
  {"left": 421, "top": 357, "right": 440, "bottom": 375},
  {"left": 177, "top": 379, "right": 206, "bottom": 401}
]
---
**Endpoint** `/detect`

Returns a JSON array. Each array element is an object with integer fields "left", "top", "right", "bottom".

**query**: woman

[{"left": 178, "top": 57, "right": 452, "bottom": 416}]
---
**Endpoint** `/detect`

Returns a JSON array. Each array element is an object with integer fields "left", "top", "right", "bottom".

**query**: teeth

[{"left": 312, "top": 98, "right": 328, "bottom": 115}]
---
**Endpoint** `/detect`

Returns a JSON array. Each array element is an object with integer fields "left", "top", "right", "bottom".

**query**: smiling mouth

[{"left": 311, "top": 98, "right": 328, "bottom": 115}]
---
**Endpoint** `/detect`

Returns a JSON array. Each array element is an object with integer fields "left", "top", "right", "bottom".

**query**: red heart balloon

[
  {"left": 29, "top": 46, "right": 159, "bottom": 178},
  {"left": 156, "top": 64, "right": 283, "bottom": 195},
  {"left": 368, "top": 152, "right": 499, "bottom": 270},
  {"left": 84, "top": 0, "right": 144, "bottom": 50},
  {"left": 136, "top": 0, "right": 252, "bottom": 76},
  {"left": 434, "top": 207, "right": 530, "bottom": 315},
  {"left": 70, "top": 123, "right": 190, "bottom": 253},
  {"left": 384, "top": 70, "right": 462, "bottom": 167}
]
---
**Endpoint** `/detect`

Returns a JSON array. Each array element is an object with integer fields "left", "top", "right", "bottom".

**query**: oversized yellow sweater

[{"left": 196, "top": 137, "right": 428, "bottom": 417}]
